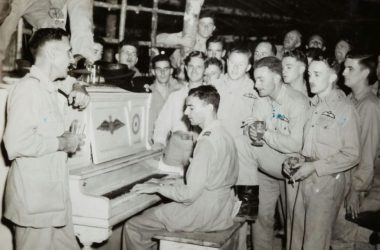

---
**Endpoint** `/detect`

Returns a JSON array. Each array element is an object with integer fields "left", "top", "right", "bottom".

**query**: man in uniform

[
  {"left": 283, "top": 56, "right": 360, "bottom": 250},
  {"left": 331, "top": 52, "right": 380, "bottom": 250},
  {"left": 254, "top": 40, "right": 277, "bottom": 62},
  {"left": 237, "top": 56, "right": 309, "bottom": 249},
  {"left": 282, "top": 49, "right": 309, "bottom": 96},
  {"left": 152, "top": 51, "right": 205, "bottom": 172},
  {"left": 115, "top": 40, "right": 142, "bottom": 77},
  {"left": 148, "top": 54, "right": 182, "bottom": 142},
  {"left": 123, "top": 85, "right": 238, "bottom": 250},
  {"left": 3, "top": 28, "right": 89, "bottom": 250},
  {"left": 277, "top": 29, "right": 302, "bottom": 59}
]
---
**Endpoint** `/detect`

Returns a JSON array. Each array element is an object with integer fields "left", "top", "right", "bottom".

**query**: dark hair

[
  {"left": 29, "top": 28, "right": 68, "bottom": 57},
  {"left": 283, "top": 49, "right": 308, "bottom": 66},
  {"left": 206, "top": 36, "right": 225, "bottom": 50},
  {"left": 310, "top": 54, "right": 340, "bottom": 74},
  {"left": 199, "top": 9, "right": 215, "bottom": 20},
  {"left": 205, "top": 57, "right": 223, "bottom": 71},
  {"left": 228, "top": 46, "right": 252, "bottom": 61},
  {"left": 184, "top": 51, "right": 206, "bottom": 66},
  {"left": 151, "top": 54, "right": 172, "bottom": 68},
  {"left": 305, "top": 47, "right": 325, "bottom": 61},
  {"left": 255, "top": 41, "right": 277, "bottom": 57},
  {"left": 188, "top": 85, "right": 220, "bottom": 112},
  {"left": 346, "top": 51, "right": 378, "bottom": 85},
  {"left": 119, "top": 39, "right": 139, "bottom": 55},
  {"left": 253, "top": 56, "right": 282, "bottom": 77}
]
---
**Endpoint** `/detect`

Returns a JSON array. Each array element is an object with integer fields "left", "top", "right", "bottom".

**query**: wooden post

[
  {"left": 181, "top": 0, "right": 204, "bottom": 57},
  {"left": 149, "top": 0, "right": 159, "bottom": 73},
  {"left": 119, "top": 0, "right": 127, "bottom": 42}
]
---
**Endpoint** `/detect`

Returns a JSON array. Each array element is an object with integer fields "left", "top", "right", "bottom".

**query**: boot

[{"left": 235, "top": 185, "right": 259, "bottom": 222}]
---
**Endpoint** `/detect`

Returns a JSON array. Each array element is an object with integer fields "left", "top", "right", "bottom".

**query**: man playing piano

[
  {"left": 3, "top": 28, "right": 89, "bottom": 250},
  {"left": 123, "top": 85, "right": 239, "bottom": 250}
]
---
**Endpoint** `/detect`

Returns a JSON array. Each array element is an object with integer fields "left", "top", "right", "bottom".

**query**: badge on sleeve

[{"left": 203, "top": 131, "right": 211, "bottom": 136}]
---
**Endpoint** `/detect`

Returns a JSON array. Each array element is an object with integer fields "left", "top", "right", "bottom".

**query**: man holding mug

[{"left": 236, "top": 56, "right": 309, "bottom": 249}]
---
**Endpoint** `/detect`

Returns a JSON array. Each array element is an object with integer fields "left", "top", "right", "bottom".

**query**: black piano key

[{"left": 102, "top": 174, "right": 167, "bottom": 199}]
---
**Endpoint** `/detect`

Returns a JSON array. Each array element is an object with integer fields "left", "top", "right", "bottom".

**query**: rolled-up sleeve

[{"left": 3, "top": 82, "right": 59, "bottom": 160}]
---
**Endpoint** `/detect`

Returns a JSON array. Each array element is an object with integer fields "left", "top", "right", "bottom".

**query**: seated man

[
  {"left": 115, "top": 40, "right": 142, "bottom": 77},
  {"left": 123, "top": 85, "right": 238, "bottom": 250}
]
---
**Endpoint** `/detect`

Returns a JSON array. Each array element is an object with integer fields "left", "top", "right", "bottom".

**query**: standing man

[
  {"left": 254, "top": 40, "right": 277, "bottom": 62},
  {"left": 115, "top": 40, "right": 142, "bottom": 77},
  {"left": 206, "top": 36, "right": 226, "bottom": 60},
  {"left": 277, "top": 29, "right": 302, "bottom": 59},
  {"left": 203, "top": 57, "right": 223, "bottom": 85},
  {"left": 283, "top": 56, "right": 360, "bottom": 250},
  {"left": 306, "top": 34, "right": 326, "bottom": 51},
  {"left": 123, "top": 85, "right": 238, "bottom": 250},
  {"left": 3, "top": 28, "right": 89, "bottom": 250},
  {"left": 153, "top": 51, "right": 205, "bottom": 171},
  {"left": 148, "top": 54, "right": 182, "bottom": 142},
  {"left": 237, "top": 56, "right": 309, "bottom": 249},
  {"left": 332, "top": 52, "right": 380, "bottom": 250},
  {"left": 282, "top": 49, "right": 309, "bottom": 96},
  {"left": 157, "top": 10, "right": 215, "bottom": 69}
]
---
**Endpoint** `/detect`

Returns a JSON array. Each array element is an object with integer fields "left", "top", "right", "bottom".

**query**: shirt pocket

[{"left": 315, "top": 115, "right": 339, "bottom": 147}]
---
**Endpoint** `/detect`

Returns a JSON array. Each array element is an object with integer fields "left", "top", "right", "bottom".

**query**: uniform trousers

[
  {"left": 14, "top": 221, "right": 79, "bottom": 250},
  {"left": 290, "top": 173, "right": 346, "bottom": 250}
]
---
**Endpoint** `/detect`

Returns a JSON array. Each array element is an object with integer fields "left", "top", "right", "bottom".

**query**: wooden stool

[{"left": 153, "top": 218, "right": 246, "bottom": 250}]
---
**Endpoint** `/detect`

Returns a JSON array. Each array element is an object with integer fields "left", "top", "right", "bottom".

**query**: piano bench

[{"left": 153, "top": 217, "right": 246, "bottom": 250}]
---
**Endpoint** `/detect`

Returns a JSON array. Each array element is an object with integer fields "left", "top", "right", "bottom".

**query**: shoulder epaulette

[{"left": 203, "top": 131, "right": 211, "bottom": 136}]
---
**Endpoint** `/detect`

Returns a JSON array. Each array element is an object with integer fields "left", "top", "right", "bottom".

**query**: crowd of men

[{"left": 1, "top": 5, "right": 380, "bottom": 250}]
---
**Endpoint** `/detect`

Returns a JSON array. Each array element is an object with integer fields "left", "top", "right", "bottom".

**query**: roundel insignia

[{"left": 132, "top": 114, "right": 140, "bottom": 134}]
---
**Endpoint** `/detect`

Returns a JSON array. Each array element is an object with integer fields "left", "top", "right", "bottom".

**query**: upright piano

[{"left": 64, "top": 85, "right": 165, "bottom": 250}]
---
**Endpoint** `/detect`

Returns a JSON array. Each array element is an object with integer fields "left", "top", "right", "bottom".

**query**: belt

[{"left": 172, "top": 131, "right": 193, "bottom": 140}]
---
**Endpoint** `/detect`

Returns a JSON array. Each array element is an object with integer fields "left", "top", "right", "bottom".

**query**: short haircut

[
  {"left": 283, "top": 49, "right": 308, "bottom": 66},
  {"left": 119, "top": 39, "right": 139, "bottom": 55},
  {"left": 308, "top": 34, "right": 324, "bottom": 44},
  {"left": 151, "top": 54, "right": 172, "bottom": 68},
  {"left": 184, "top": 50, "right": 206, "bottom": 66},
  {"left": 286, "top": 29, "right": 302, "bottom": 41},
  {"left": 29, "top": 28, "right": 68, "bottom": 57},
  {"left": 199, "top": 9, "right": 215, "bottom": 20},
  {"left": 205, "top": 57, "right": 223, "bottom": 71},
  {"left": 228, "top": 46, "right": 252, "bottom": 61},
  {"left": 256, "top": 40, "right": 277, "bottom": 56},
  {"left": 206, "top": 36, "right": 225, "bottom": 49},
  {"left": 337, "top": 38, "right": 353, "bottom": 50},
  {"left": 188, "top": 85, "right": 220, "bottom": 112},
  {"left": 310, "top": 54, "right": 340, "bottom": 74},
  {"left": 346, "top": 51, "right": 378, "bottom": 85},
  {"left": 253, "top": 56, "right": 282, "bottom": 77}
]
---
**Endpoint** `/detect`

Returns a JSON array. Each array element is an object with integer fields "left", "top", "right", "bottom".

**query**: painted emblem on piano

[
  {"left": 97, "top": 116, "right": 125, "bottom": 134},
  {"left": 132, "top": 114, "right": 140, "bottom": 135}
]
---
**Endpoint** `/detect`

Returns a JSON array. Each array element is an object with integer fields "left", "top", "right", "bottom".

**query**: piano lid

[{"left": 65, "top": 85, "right": 152, "bottom": 170}]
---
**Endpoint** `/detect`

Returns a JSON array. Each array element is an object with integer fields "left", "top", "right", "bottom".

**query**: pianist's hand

[
  {"left": 131, "top": 183, "right": 160, "bottom": 194},
  {"left": 68, "top": 83, "right": 90, "bottom": 110}
]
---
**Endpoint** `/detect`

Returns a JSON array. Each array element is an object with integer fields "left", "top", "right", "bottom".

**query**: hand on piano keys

[{"left": 131, "top": 183, "right": 160, "bottom": 194}]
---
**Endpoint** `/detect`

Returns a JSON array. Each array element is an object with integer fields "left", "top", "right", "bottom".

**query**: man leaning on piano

[{"left": 3, "top": 28, "right": 89, "bottom": 250}]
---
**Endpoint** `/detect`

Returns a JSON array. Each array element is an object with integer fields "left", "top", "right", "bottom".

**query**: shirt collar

[
  {"left": 350, "top": 87, "right": 372, "bottom": 104},
  {"left": 29, "top": 66, "right": 58, "bottom": 93},
  {"left": 310, "top": 88, "right": 345, "bottom": 107},
  {"left": 272, "top": 84, "right": 286, "bottom": 105}
]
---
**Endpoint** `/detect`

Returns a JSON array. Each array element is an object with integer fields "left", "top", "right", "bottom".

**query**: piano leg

[{"left": 74, "top": 225, "right": 112, "bottom": 250}]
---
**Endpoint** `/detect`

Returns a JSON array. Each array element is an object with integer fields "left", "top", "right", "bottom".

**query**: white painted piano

[{"left": 64, "top": 85, "right": 165, "bottom": 249}]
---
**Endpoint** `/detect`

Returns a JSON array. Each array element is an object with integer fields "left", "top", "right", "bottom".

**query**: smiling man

[
  {"left": 123, "top": 85, "right": 238, "bottom": 250},
  {"left": 3, "top": 28, "right": 89, "bottom": 250},
  {"left": 235, "top": 56, "right": 309, "bottom": 249}
]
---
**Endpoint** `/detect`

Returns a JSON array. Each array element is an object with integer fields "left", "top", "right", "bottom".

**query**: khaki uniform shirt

[
  {"left": 153, "top": 84, "right": 191, "bottom": 145},
  {"left": 157, "top": 120, "right": 238, "bottom": 231},
  {"left": 302, "top": 89, "right": 360, "bottom": 176},
  {"left": 148, "top": 78, "right": 182, "bottom": 142},
  {"left": 348, "top": 89, "right": 380, "bottom": 192},
  {"left": 3, "top": 66, "right": 71, "bottom": 227},
  {"left": 215, "top": 74, "right": 258, "bottom": 138}
]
